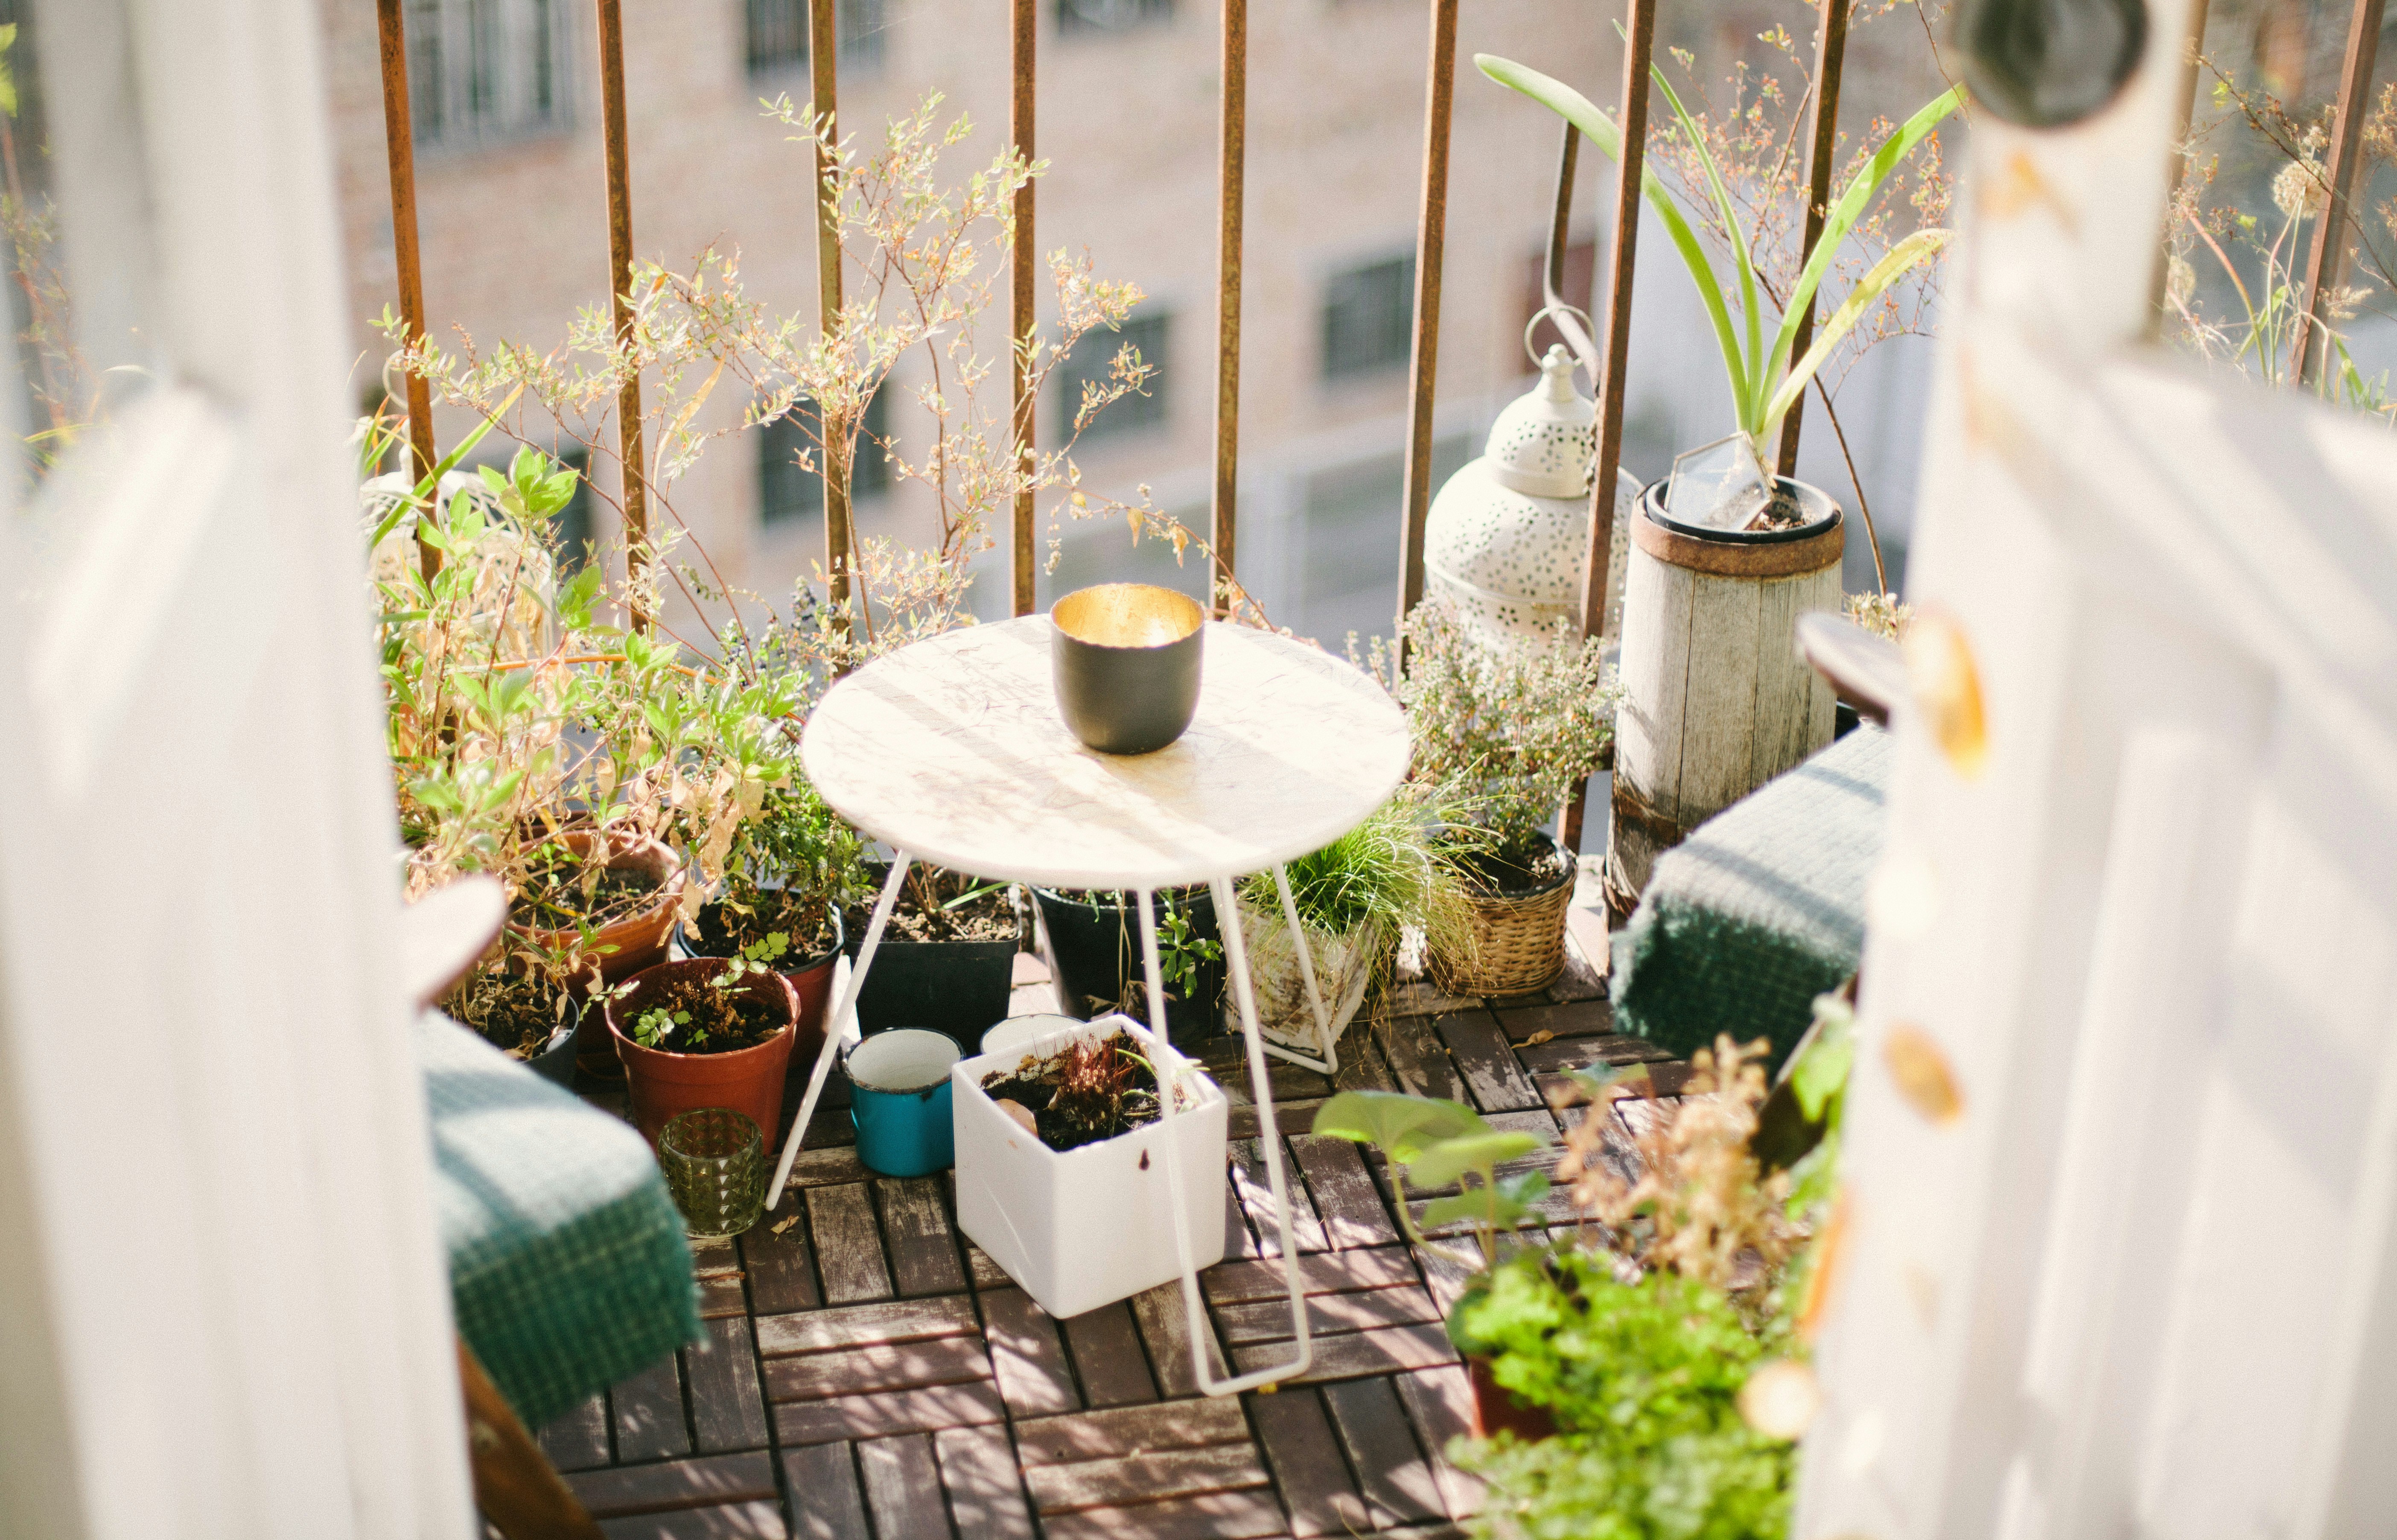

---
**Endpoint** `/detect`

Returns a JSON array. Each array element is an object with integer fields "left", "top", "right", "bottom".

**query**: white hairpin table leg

[
  {"left": 767, "top": 853, "right": 910, "bottom": 1207},
  {"left": 1251, "top": 862, "right": 1340, "bottom": 1076},
  {"left": 1141, "top": 881, "right": 1314, "bottom": 1397}
]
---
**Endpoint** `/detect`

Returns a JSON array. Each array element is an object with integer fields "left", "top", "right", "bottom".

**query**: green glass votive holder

[{"left": 659, "top": 1107, "right": 766, "bottom": 1239}]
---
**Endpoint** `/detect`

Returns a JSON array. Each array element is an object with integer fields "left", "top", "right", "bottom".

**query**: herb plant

[{"left": 1309, "top": 1091, "right": 1552, "bottom": 1271}]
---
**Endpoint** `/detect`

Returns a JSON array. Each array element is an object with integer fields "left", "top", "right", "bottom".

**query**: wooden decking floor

[{"left": 542, "top": 910, "right": 1674, "bottom": 1539}]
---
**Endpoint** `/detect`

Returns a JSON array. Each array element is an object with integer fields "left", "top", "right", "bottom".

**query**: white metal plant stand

[{"left": 767, "top": 615, "right": 1411, "bottom": 1396}]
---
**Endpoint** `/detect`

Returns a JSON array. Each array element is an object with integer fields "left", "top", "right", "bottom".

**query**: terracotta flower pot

[
  {"left": 605, "top": 960, "right": 805, "bottom": 1151},
  {"left": 685, "top": 900, "right": 846, "bottom": 1051},
  {"left": 511, "top": 827, "right": 685, "bottom": 985},
  {"left": 1467, "top": 1354, "right": 1559, "bottom": 1442}
]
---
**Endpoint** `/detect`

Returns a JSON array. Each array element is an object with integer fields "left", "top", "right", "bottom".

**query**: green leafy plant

[
  {"left": 1368, "top": 604, "right": 1615, "bottom": 879},
  {"left": 1310, "top": 1090, "right": 1551, "bottom": 1271},
  {"left": 1478, "top": 53, "right": 1961, "bottom": 478},
  {"left": 1240, "top": 787, "right": 1474, "bottom": 959},
  {"left": 633, "top": 1005, "right": 697, "bottom": 1050},
  {"left": 1153, "top": 895, "right": 1222, "bottom": 1000},
  {"left": 1453, "top": 1253, "right": 1796, "bottom": 1540}
]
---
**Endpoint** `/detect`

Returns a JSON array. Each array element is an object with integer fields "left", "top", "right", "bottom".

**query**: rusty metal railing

[
  {"left": 2297, "top": 0, "right": 2385, "bottom": 385},
  {"left": 372, "top": 0, "right": 439, "bottom": 580}
]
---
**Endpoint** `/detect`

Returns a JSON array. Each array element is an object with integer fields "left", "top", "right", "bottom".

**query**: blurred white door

[{"left": 0, "top": 1, "right": 473, "bottom": 1537}]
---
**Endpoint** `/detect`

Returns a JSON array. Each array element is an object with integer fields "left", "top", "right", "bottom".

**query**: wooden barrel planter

[{"left": 1607, "top": 479, "right": 1845, "bottom": 910}]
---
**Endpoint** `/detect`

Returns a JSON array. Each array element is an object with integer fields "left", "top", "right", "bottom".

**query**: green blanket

[
  {"left": 1610, "top": 725, "right": 1890, "bottom": 1069},
  {"left": 417, "top": 1011, "right": 699, "bottom": 1427}
]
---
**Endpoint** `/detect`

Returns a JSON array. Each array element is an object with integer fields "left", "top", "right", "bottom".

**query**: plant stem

[{"left": 1811, "top": 380, "right": 1885, "bottom": 594}]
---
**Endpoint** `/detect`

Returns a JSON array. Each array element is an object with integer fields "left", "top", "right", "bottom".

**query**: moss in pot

[{"left": 845, "top": 864, "right": 1024, "bottom": 1054}]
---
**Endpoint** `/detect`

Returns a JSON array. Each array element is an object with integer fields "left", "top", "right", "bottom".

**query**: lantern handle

[{"left": 1524, "top": 304, "right": 1597, "bottom": 374}]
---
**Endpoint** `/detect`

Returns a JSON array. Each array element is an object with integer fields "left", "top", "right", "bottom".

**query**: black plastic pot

[
  {"left": 528, "top": 1012, "right": 579, "bottom": 1088},
  {"left": 1035, "top": 886, "right": 1225, "bottom": 1050},
  {"left": 844, "top": 903, "right": 1021, "bottom": 1055}
]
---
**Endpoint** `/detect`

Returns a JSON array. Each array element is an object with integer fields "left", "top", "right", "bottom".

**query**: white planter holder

[
  {"left": 953, "top": 1012, "right": 1229, "bottom": 1320},
  {"left": 1236, "top": 895, "right": 1376, "bottom": 1062}
]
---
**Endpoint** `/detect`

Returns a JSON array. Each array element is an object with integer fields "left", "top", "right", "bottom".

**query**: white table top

[{"left": 801, "top": 616, "right": 1411, "bottom": 891}]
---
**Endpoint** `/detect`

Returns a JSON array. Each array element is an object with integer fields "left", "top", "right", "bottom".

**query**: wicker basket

[{"left": 1430, "top": 849, "right": 1576, "bottom": 997}]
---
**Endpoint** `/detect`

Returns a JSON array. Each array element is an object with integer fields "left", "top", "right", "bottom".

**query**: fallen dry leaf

[
  {"left": 770, "top": 1213, "right": 801, "bottom": 1237},
  {"left": 1524, "top": 1030, "right": 1556, "bottom": 1046}
]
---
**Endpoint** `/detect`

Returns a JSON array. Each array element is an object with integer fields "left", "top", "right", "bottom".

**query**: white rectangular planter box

[{"left": 952, "top": 1013, "right": 1228, "bottom": 1320}]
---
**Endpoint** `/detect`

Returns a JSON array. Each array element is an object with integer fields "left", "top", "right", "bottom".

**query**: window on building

[
  {"left": 746, "top": 0, "right": 888, "bottom": 78},
  {"left": 405, "top": 0, "right": 573, "bottom": 152},
  {"left": 1321, "top": 254, "right": 1417, "bottom": 381},
  {"left": 1053, "top": 313, "right": 1168, "bottom": 443},
  {"left": 1056, "top": 0, "right": 1172, "bottom": 35},
  {"left": 759, "top": 392, "right": 889, "bottom": 527}
]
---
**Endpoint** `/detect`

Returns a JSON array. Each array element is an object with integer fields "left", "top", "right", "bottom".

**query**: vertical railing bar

[
  {"left": 1561, "top": 0, "right": 1656, "bottom": 857},
  {"left": 2296, "top": 0, "right": 2384, "bottom": 386},
  {"left": 1210, "top": 0, "right": 1248, "bottom": 604},
  {"left": 1542, "top": 121, "right": 1597, "bottom": 372},
  {"left": 813, "top": 0, "right": 853, "bottom": 643},
  {"left": 374, "top": 0, "right": 442, "bottom": 581},
  {"left": 1774, "top": 0, "right": 1850, "bottom": 478},
  {"left": 595, "top": 0, "right": 650, "bottom": 634},
  {"left": 1011, "top": 0, "right": 1038, "bottom": 618},
  {"left": 2150, "top": 0, "right": 2215, "bottom": 335},
  {"left": 1394, "top": 0, "right": 1461, "bottom": 634}
]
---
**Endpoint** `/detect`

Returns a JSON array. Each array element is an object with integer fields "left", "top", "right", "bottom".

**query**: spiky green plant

[
  {"left": 1241, "top": 788, "right": 1474, "bottom": 962},
  {"left": 1478, "top": 54, "right": 1961, "bottom": 477}
]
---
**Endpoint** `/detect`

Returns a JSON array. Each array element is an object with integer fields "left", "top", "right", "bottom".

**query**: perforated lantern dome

[{"left": 1424, "top": 344, "right": 1629, "bottom": 643}]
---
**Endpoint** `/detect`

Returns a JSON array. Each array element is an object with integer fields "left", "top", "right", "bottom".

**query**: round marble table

[{"left": 770, "top": 614, "right": 1412, "bottom": 1397}]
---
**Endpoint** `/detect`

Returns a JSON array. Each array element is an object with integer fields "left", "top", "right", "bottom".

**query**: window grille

[
  {"left": 1321, "top": 254, "right": 1416, "bottom": 380},
  {"left": 1055, "top": 0, "right": 1172, "bottom": 35},
  {"left": 1052, "top": 313, "right": 1168, "bottom": 443},
  {"left": 746, "top": 0, "right": 888, "bottom": 77},
  {"left": 405, "top": 0, "right": 573, "bottom": 152}
]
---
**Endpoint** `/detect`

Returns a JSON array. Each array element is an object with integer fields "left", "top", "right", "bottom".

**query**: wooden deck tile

[
  {"left": 1291, "top": 1135, "right": 1403, "bottom": 1249},
  {"left": 741, "top": 1215, "right": 822, "bottom": 1316},
  {"left": 1023, "top": 1441, "right": 1271, "bottom": 1512},
  {"left": 778, "top": 1146, "right": 871, "bottom": 1190},
  {"left": 876, "top": 1178, "right": 967, "bottom": 1297},
  {"left": 1204, "top": 1044, "right": 1335, "bottom": 1105},
  {"left": 1332, "top": 1036, "right": 1401, "bottom": 1093},
  {"left": 1202, "top": 1245, "right": 1420, "bottom": 1304},
  {"left": 568, "top": 1450, "right": 780, "bottom": 1517},
  {"left": 686, "top": 1317, "right": 770, "bottom": 1454},
  {"left": 1014, "top": 1397, "right": 1251, "bottom": 1465},
  {"left": 933, "top": 1425, "right": 1035, "bottom": 1540},
  {"left": 963, "top": 1242, "right": 1012, "bottom": 1290},
  {"left": 597, "top": 1502, "right": 789, "bottom": 1538},
  {"left": 1517, "top": 1033, "right": 1675, "bottom": 1079},
  {"left": 1543, "top": 919, "right": 1610, "bottom": 1003},
  {"left": 537, "top": 1394, "right": 611, "bottom": 1473},
  {"left": 773, "top": 1380, "right": 1007, "bottom": 1447},
  {"left": 1393, "top": 1365, "right": 1486, "bottom": 1521},
  {"left": 612, "top": 1353, "right": 692, "bottom": 1462},
  {"left": 1231, "top": 1138, "right": 1329, "bottom": 1256},
  {"left": 806, "top": 1184, "right": 893, "bottom": 1304},
  {"left": 1228, "top": 1097, "right": 1330, "bottom": 1142},
  {"left": 755, "top": 1297, "right": 979, "bottom": 1358},
  {"left": 692, "top": 1237, "right": 749, "bottom": 1320},
  {"left": 858, "top": 1433, "right": 952, "bottom": 1540},
  {"left": 1059, "top": 1300, "right": 1158, "bottom": 1408},
  {"left": 978, "top": 1286, "right": 1079, "bottom": 1417},
  {"left": 1234, "top": 1322, "right": 1458, "bottom": 1385},
  {"left": 783, "top": 1443, "right": 870, "bottom": 1540},
  {"left": 1322, "top": 1378, "right": 1443, "bottom": 1528},
  {"left": 763, "top": 1336, "right": 994, "bottom": 1403},
  {"left": 1038, "top": 1488, "right": 1287, "bottom": 1540},
  {"left": 1412, "top": 1242, "right": 1482, "bottom": 1316},
  {"left": 1385, "top": 979, "right": 1483, "bottom": 1018},
  {"left": 1486, "top": 998, "right": 1616, "bottom": 1044},
  {"left": 1248, "top": 1387, "right": 1371, "bottom": 1537},
  {"left": 1434, "top": 1011, "right": 1543, "bottom": 1113},
  {"left": 1215, "top": 1283, "right": 1442, "bottom": 1346},
  {"left": 1379, "top": 1015, "right": 1469, "bottom": 1103},
  {"left": 1129, "top": 1279, "right": 1230, "bottom": 1398}
]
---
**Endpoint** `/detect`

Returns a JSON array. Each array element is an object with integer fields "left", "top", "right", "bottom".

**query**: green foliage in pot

[
  {"left": 699, "top": 773, "right": 873, "bottom": 962},
  {"left": 1478, "top": 53, "right": 1960, "bottom": 480},
  {"left": 1453, "top": 1253, "right": 1795, "bottom": 1540},
  {"left": 1237, "top": 788, "right": 1475, "bottom": 963},
  {"left": 1370, "top": 601, "right": 1616, "bottom": 884}
]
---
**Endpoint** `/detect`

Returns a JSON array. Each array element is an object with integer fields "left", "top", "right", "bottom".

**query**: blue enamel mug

[{"left": 845, "top": 1029, "right": 962, "bottom": 1177}]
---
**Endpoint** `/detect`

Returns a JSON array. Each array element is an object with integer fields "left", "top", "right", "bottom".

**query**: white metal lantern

[{"left": 1423, "top": 341, "right": 1634, "bottom": 643}]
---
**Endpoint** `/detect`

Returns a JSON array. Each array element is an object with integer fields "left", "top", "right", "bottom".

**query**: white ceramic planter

[
  {"left": 1236, "top": 895, "right": 1377, "bottom": 1058},
  {"left": 952, "top": 1013, "right": 1228, "bottom": 1319}
]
